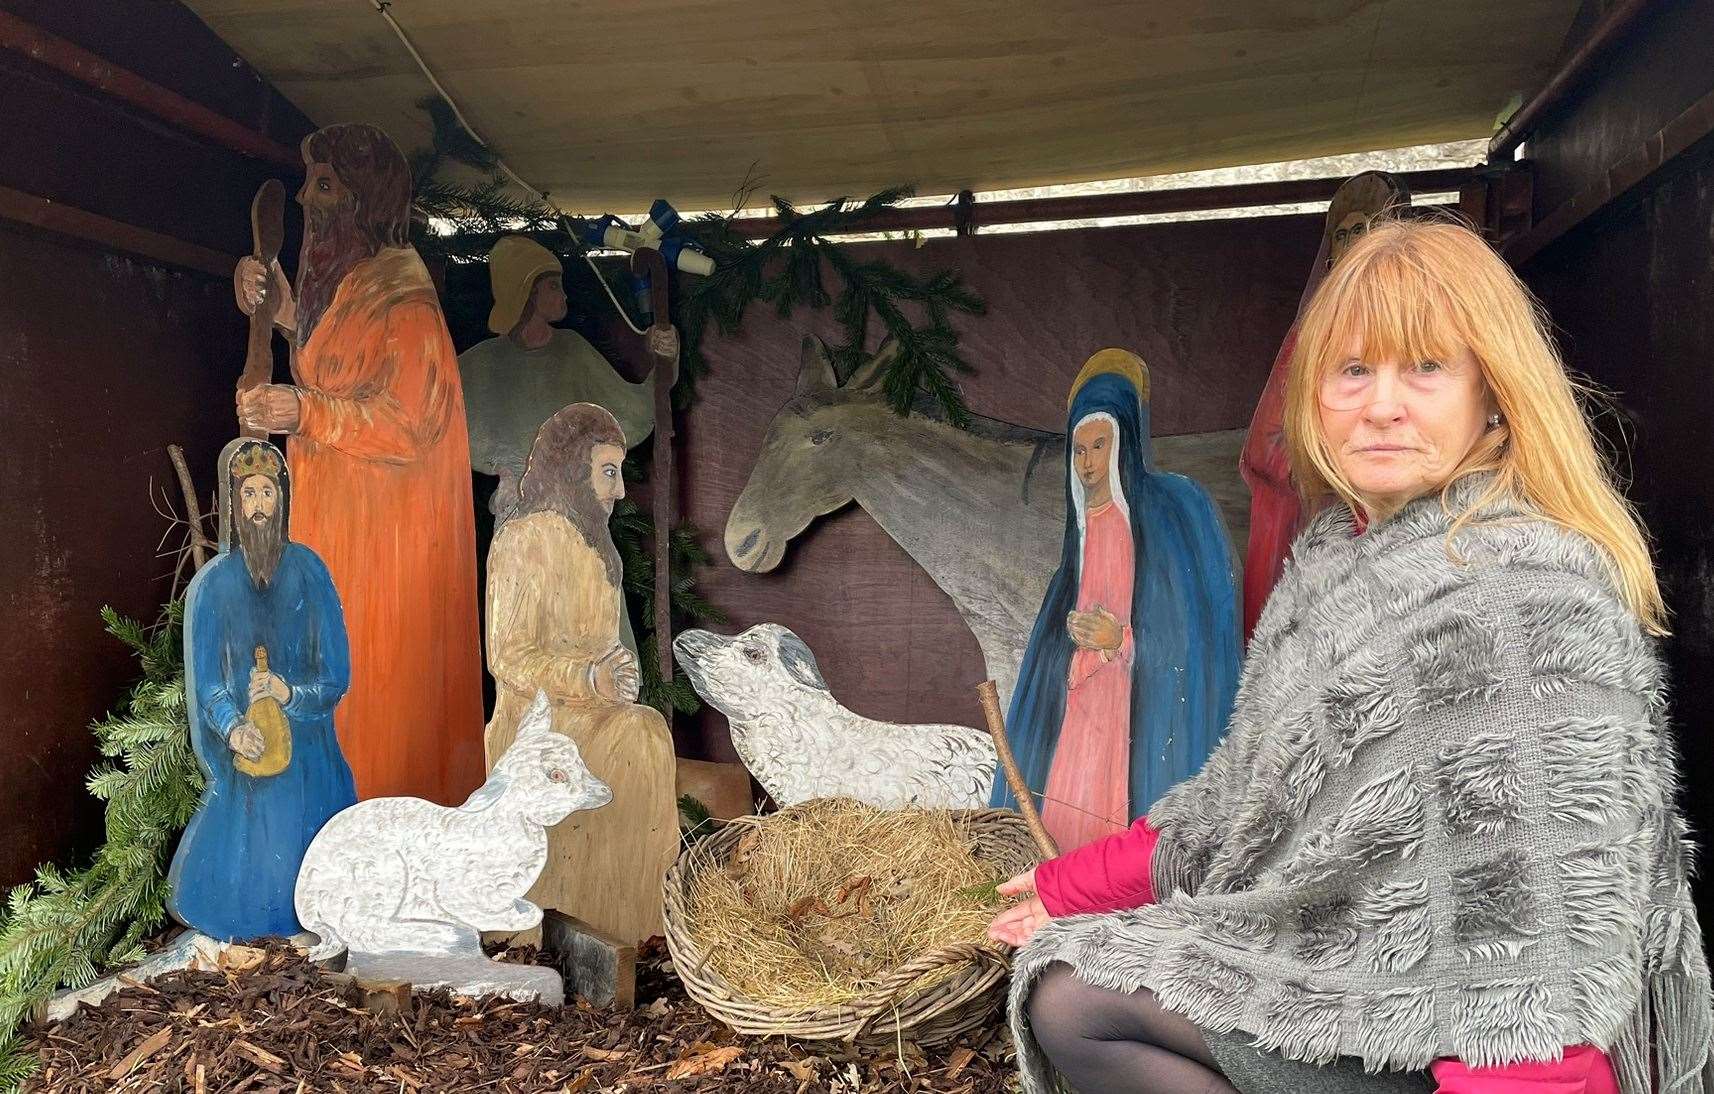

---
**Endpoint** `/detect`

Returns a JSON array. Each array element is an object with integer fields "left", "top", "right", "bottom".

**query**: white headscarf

[{"left": 1068, "top": 411, "right": 1128, "bottom": 579}]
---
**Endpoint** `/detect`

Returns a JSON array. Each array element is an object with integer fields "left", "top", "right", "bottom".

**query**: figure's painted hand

[
  {"left": 592, "top": 647, "right": 640, "bottom": 704},
  {"left": 234, "top": 256, "right": 295, "bottom": 328},
  {"left": 1067, "top": 606, "right": 1125, "bottom": 652},
  {"left": 228, "top": 721, "right": 266, "bottom": 762},
  {"left": 238, "top": 384, "right": 302, "bottom": 434},
  {"left": 249, "top": 668, "right": 290, "bottom": 705},
  {"left": 988, "top": 868, "right": 1051, "bottom": 947}
]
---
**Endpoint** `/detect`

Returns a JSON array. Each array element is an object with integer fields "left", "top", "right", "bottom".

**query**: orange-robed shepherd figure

[{"left": 235, "top": 123, "right": 485, "bottom": 804}]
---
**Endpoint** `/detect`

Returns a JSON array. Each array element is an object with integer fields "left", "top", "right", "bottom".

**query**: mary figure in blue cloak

[
  {"left": 990, "top": 350, "right": 1239, "bottom": 850},
  {"left": 168, "top": 439, "right": 357, "bottom": 940}
]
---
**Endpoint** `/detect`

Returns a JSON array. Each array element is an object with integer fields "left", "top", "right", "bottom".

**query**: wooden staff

[
  {"left": 238, "top": 179, "right": 285, "bottom": 439},
  {"left": 976, "top": 680, "right": 1058, "bottom": 859},
  {"left": 633, "top": 246, "right": 676, "bottom": 729}
]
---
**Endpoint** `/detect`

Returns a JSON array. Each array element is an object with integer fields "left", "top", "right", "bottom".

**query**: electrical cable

[{"left": 367, "top": 0, "right": 647, "bottom": 334}]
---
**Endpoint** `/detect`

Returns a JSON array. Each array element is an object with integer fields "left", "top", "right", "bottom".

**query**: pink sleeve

[
  {"left": 1035, "top": 816, "right": 1160, "bottom": 917},
  {"left": 1429, "top": 1046, "right": 1617, "bottom": 1094}
]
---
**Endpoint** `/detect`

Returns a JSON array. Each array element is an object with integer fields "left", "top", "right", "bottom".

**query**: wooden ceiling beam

[
  {"left": 0, "top": 10, "right": 301, "bottom": 170},
  {"left": 729, "top": 168, "right": 1484, "bottom": 238}
]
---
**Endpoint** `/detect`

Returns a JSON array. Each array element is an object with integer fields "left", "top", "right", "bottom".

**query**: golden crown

[
  {"left": 231, "top": 443, "right": 283, "bottom": 481},
  {"left": 1068, "top": 348, "right": 1151, "bottom": 407}
]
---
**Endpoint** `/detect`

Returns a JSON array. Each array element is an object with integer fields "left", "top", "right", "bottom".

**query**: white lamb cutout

[
  {"left": 674, "top": 624, "right": 997, "bottom": 809},
  {"left": 294, "top": 691, "right": 611, "bottom": 1000}
]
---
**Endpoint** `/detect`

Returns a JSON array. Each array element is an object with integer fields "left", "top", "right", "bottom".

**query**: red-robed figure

[
  {"left": 235, "top": 124, "right": 485, "bottom": 805},
  {"left": 1238, "top": 171, "right": 1410, "bottom": 640}
]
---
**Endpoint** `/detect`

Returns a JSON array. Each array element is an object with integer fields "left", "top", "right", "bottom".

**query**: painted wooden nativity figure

[
  {"left": 991, "top": 350, "right": 1241, "bottom": 850},
  {"left": 234, "top": 122, "right": 484, "bottom": 807},
  {"left": 296, "top": 692, "right": 610, "bottom": 1003},
  {"left": 675, "top": 622, "right": 997, "bottom": 809},
  {"left": 168, "top": 438, "right": 356, "bottom": 942},
  {"left": 483, "top": 404, "right": 678, "bottom": 945}
]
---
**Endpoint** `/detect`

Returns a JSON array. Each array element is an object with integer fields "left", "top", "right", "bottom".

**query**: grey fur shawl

[{"left": 1009, "top": 477, "right": 1713, "bottom": 1094}]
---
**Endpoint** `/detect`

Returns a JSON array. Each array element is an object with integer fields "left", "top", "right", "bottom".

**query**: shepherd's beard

[
  {"left": 238, "top": 511, "right": 285, "bottom": 588},
  {"left": 295, "top": 207, "right": 373, "bottom": 345}
]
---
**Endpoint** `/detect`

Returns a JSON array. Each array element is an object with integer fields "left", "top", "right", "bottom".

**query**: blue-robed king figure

[
  {"left": 168, "top": 438, "right": 357, "bottom": 941},
  {"left": 990, "top": 350, "right": 1240, "bottom": 850}
]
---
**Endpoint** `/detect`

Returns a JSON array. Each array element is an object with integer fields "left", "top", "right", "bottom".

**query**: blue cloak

[
  {"left": 990, "top": 371, "right": 1241, "bottom": 824},
  {"left": 167, "top": 543, "right": 356, "bottom": 940}
]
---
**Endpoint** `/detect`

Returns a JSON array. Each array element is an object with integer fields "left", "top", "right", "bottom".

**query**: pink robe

[{"left": 1040, "top": 502, "right": 1136, "bottom": 851}]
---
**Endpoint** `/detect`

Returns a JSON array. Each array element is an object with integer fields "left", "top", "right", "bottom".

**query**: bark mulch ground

[{"left": 25, "top": 939, "right": 1019, "bottom": 1092}]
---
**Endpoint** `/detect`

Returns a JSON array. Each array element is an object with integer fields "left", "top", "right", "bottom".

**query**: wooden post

[
  {"left": 632, "top": 247, "right": 676, "bottom": 726},
  {"left": 976, "top": 679, "right": 1058, "bottom": 859}
]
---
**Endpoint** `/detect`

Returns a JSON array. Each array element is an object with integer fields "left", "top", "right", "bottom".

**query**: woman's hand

[
  {"left": 1067, "top": 606, "right": 1125, "bottom": 652},
  {"left": 987, "top": 867, "right": 1052, "bottom": 948}
]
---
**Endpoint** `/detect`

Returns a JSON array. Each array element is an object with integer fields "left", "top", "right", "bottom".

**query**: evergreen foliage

[
  {"left": 0, "top": 602, "right": 200, "bottom": 1089},
  {"left": 676, "top": 793, "right": 715, "bottom": 847},
  {"left": 673, "top": 191, "right": 986, "bottom": 423},
  {"left": 610, "top": 499, "right": 727, "bottom": 716},
  {"left": 404, "top": 96, "right": 986, "bottom": 422}
]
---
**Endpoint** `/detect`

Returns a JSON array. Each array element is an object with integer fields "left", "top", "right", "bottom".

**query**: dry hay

[{"left": 683, "top": 799, "right": 1009, "bottom": 1009}]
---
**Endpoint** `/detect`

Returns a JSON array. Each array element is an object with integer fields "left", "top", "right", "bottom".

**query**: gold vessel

[{"left": 235, "top": 645, "right": 292, "bottom": 778}]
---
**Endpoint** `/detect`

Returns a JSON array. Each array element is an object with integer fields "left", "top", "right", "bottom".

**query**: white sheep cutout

[
  {"left": 674, "top": 624, "right": 997, "bottom": 809},
  {"left": 294, "top": 691, "right": 611, "bottom": 999}
]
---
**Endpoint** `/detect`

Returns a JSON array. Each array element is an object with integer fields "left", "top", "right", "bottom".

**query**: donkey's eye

[
  {"left": 548, "top": 769, "right": 568, "bottom": 783},
  {"left": 744, "top": 647, "right": 764, "bottom": 663},
  {"left": 809, "top": 430, "right": 833, "bottom": 446}
]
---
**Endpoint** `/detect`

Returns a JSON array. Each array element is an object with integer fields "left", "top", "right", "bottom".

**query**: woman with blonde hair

[{"left": 989, "top": 219, "right": 1711, "bottom": 1094}]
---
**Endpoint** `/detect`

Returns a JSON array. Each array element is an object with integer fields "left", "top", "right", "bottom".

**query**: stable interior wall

[
  {"left": 0, "top": 1, "right": 311, "bottom": 887},
  {"left": 670, "top": 214, "right": 1321, "bottom": 760},
  {"left": 1518, "top": 0, "right": 1714, "bottom": 933}
]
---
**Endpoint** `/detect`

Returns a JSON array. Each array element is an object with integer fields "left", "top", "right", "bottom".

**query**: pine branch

[
  {"left": 608, "top": 502, "right": 725, "bottom": 716},
  {"left": 0, "top": 601, "right": 196, "bottom": 1083}
]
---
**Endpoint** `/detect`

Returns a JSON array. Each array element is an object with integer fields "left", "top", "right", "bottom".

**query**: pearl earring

[{"left": 1487, "top": 413, "right": 1502, "bottom": 428}]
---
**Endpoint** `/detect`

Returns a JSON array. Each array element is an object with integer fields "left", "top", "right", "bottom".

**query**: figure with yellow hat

[
  {"left": 988, "top": 351, "right": 1239, "bottom": 851},
  {"left": 459, "top": 236, "right": 664, "bottom": 519}
]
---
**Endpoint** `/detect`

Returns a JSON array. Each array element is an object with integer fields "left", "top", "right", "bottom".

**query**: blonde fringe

[{"left": 1283, "top": 220, "right": 1668, "bottom": 636}]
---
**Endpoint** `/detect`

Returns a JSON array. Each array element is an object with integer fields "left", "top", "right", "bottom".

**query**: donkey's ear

[
  {"left": 844, "top": 338, "right": 901, "bottom": 395},
  {"left": 796, "top": 336, "right": 838, "bottom": 398}
]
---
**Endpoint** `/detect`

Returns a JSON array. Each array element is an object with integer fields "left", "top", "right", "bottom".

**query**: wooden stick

[
  {"left": 633, "top": 246, "right": 676, "bottom": 730},
  {"left": 976, "top": 680, "right": 1058, "bottom": 859},
  {"left": 167, "top": 444, "right": 210, "bottom": 573},
  {"left": 238, "top": 180, "right": 285, "bottom": 440}
]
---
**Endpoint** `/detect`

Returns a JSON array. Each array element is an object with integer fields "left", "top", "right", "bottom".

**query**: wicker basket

[{"left": 663, "top": 807, "right": 1037, "bottom": 1047}]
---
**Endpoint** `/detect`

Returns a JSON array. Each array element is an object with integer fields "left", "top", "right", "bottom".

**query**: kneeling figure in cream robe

[{"left": 483, "top": 404, "right": 677, "bottom": 945}]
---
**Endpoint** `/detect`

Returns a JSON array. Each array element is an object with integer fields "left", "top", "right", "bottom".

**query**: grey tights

[{"left": 1026, "top": 962, "right": 1239, "bottom": 1094}]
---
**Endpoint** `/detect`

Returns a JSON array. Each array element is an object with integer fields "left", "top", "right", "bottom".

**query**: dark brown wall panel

[
  {"left": 0, "top": 2, "right": 312, "bottom": 886},
  {"left": 1524, "top": 0, "right": 1714, "bottom": 216},
  {"left": 0, "top": 225, "right": 244, "bottom": 884},
  {"left": 1521, "top": 0, "right": 1714, "bottom": 938}
]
